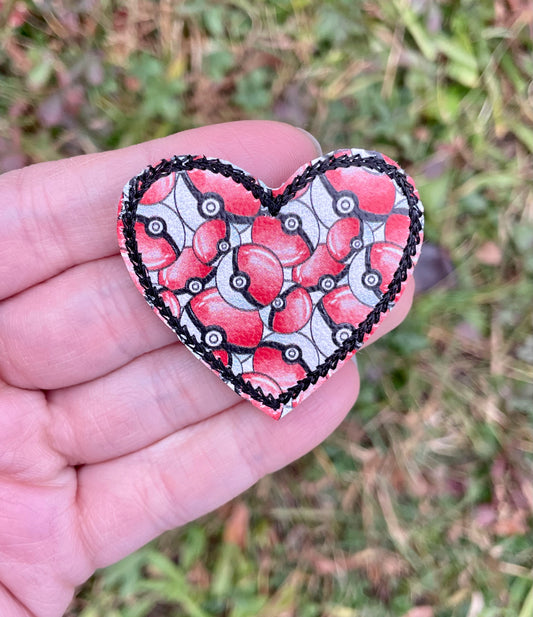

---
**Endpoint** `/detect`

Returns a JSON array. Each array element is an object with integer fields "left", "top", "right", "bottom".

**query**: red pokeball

[
  {"left": 133, "top": 218, "right": 177, "bottom": 270},
  {"left": 192, "top": 219, "right": 230, "bottom": 265},
  {"left": 211, "top": 348, "right": 229, "bottom": 366},
  {"left": 210, "top": 348, "right": 243, "bottom": 373},
  {"left": 293, "top": 244, "right": 346, "bottom": 291},
  {"left": 321, "top": 286, "right": 371, "bottom": 331},
  {"left": 241, "top": 372, "right": 282, "bottom": 399},
  {"left": 251, "top": 204, "right": 319, "bottom": 266},
  {"left": 367, "top": 242, "right": 404, "bottom": 294},
  {"left": 252, "top": 344, "right": 308, "bottom": 391},
  {"left": 384, "top": 213, "right": 411, "bottom": 248},
  {"left": 310, "top": 285, "right": 371, "bottom": 356},
  {"left": 139, "top": 172, "right": 176, "bottom": 205},
  {"left": 188, "top": 288, "right": 263, "bottom": 350},
  {"left": 326, "top": 216, "right": 363, "bottom": 262},
  {"left": 268, "top": 286, "right": 312, "bottom": 334},
  {"left": 160, "top": 290, "right": 181, "bottom": 319},
  {"left": 187, "top": 168, "right": 261, "bottom": 218},
  {"left": 217, "top": 244, "right": 284, "bottom": 310},
  {"left": 159, "top": 247, "right": 213, "bottom": 293},
  {"left": 324, "top": 167, "right": 396, "bottom": 216}
]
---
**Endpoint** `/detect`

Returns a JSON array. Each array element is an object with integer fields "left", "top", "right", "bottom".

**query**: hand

[{"left": 0, "top": 121, "right": 414, "bottom": 617}]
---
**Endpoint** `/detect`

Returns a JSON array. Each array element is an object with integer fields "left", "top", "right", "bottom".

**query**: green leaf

[
  {"left": 27, "top": 56, "right": 54, "bottom": 90},
  {"left": 519, "top": 584, "right": 533, "bottom": 617},
  {"left": 392, "top": 0, "right": 437, "bottom": 61}
]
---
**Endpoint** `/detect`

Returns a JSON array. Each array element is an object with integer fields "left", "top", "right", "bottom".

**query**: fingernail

[{"left": 297, "top": 127, "right": 322, "bottom": 157}]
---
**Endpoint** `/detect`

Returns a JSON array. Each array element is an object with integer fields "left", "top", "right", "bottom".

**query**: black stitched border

[{"left": 120, "top": 152, "right": 423, "bottom": 411}]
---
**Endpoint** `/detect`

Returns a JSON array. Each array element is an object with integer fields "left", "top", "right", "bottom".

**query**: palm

[{"left": 0, "top": 122, "right": 412, "bottom": 617}]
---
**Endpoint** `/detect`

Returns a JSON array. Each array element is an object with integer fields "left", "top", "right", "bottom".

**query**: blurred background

[{"left": 1, "top": 1, "right": 533, "bottom": 615}]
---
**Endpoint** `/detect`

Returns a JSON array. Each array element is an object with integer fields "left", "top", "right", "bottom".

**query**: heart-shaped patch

[{"left": 118, "top": 148, "right": 424, "bottom": 419}]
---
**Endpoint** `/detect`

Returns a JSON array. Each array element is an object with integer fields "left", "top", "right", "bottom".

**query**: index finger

[{"left": 0, "top": 121, "right": 320, "bottom": 300}]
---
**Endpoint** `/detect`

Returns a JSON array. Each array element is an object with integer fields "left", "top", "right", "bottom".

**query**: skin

[{"left": 0, "top": 121, "right": 414, "bottom": 617}]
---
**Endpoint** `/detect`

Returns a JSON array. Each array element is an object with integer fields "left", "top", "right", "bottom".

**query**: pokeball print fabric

[{"left": 118, "top": 149, "right": 424, "bottom": 419}]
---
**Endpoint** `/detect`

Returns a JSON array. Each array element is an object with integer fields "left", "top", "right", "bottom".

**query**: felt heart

[{"left": 118, "top": 148, "right": 424, "bottom": 419}]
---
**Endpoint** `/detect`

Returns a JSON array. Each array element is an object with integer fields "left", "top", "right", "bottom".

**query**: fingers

[
  {"left": 0, "top": 121, "right": 320, "bottom": 300},
  {"left": 32, "top": 277, "right": 412, "bottom": 467},
  {"left": 0, "top": 243, "right": 416, "bottom": 391},
  {"left": 76, "top": 360, "right": 359, "bottom": 570},
  {"left": 48, "top": 342, "right": 242, "bottom": 465},
  {"left": 0, "top": 256, "right": 176, "bottom": 389},
  {"left": 41, "top": 278, "right": 412, "bottom": 467}
]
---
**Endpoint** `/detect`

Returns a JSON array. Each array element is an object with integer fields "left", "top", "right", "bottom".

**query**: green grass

[{"left": 2, "top": 1, "right": 533, "bottom": 615}]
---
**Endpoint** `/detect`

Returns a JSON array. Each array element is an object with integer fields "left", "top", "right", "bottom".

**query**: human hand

[{"left": 0, "top": 121, "right": 414, "bottom": 617}]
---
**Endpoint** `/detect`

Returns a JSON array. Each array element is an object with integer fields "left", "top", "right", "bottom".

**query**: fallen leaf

[
  {"left": 223, "top": 501, "right": 250, "bottom": 549},
  {"left": 467, "top": 591, "right": 484, "bottom": 617},
  {"left": 476, "top": 241, "right": 502, "bottom": 266},
  {"left": 37, "top": 94, "right": 64, "bottom": 128},
  {"left": 186, "top": 561, "right": 211, "bottom": 590},
  {"left": 345, "top": 548, "right": 409, "bottom": 587},
  {"left": 493, "top": 509, "right": 528, "bottom": 536},
  {"left": 401, "top": 607, "right": 434, "bottom": 617},
  {"left": 413, "top": 242, "right": 456, "bottom": 293},
  {"left": 474, "top": 504, "right": 497, "bottom": 528},
  {"left": 454, "top": 321, "right": 483, "bottom": 343},
  {"left": 7, "top": 1, "right": 29, "bottom": 28}
]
